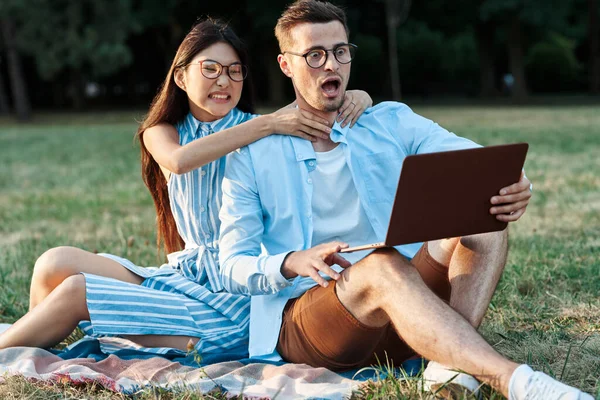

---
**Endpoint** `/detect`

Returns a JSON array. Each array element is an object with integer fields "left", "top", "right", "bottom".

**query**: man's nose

[{"left": 323, "top": 51, "right": 340, "bottom": 71}]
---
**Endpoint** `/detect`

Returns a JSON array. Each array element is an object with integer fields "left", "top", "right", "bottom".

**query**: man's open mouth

[{"left": 320, "top": 78, "right": 341, "bottom": 98}]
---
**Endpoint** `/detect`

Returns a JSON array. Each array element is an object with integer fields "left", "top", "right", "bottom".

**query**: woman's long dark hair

[{"left": 137, "top": 19, "right": 256, "bottom": 256}]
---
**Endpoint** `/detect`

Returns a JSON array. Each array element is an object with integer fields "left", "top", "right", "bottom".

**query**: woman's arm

[
  {"left": 143, "top": 109, "right": 331, "bottom": 176},
  {"left": 144, "top": 90, "right": 375, "bottom": 176}
]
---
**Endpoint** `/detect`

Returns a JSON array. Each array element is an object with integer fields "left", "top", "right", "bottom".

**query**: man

[{"left": 218, "top": 1, "right": 592, "bottom": 399}]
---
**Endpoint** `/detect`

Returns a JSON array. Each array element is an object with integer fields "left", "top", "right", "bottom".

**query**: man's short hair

[{"left": 275, "top": 0, "right": 350, "bottom": 52}]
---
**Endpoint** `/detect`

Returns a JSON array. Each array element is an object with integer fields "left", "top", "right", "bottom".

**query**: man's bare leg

[
  {"left": 428, "top": 229, "right": 508, "bottom": 327},
  {"left": 29, "top": 246, "right": 143, "bottom": 310},
  {"left": 1, "top": 275, "right": 196, "bottom": 351},
  {"left": 335, "top": 248, "right": 518, "bottom": 397}
]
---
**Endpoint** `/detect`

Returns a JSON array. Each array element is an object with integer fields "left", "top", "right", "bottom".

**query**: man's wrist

[
  {"left": 264, "top": 252, "right": 295, "bottom": 292},
  {"left": 281, "top": 251, "right": 297, "bottom": 279}
]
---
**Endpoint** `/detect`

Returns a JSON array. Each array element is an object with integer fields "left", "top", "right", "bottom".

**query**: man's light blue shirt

[{"left": 218, "top": 102, "right": 480, "bottom": 360}]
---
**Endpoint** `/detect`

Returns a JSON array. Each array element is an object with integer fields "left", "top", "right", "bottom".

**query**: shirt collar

[
  {"left": 185, "top": 108, "right": 240, "bottom": 137},
  {"left": 330, "top": 119, "right": 350, "bottom": 143},
  {"left": 289, "top": 115, "right": 350, "bottom": 162},
  {"left": 290, "top": 136, "right": 316, "bottom": 162}
]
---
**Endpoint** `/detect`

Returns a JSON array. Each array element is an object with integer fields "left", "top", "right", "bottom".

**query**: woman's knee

[
  {"left": 52, "top": 275, "right": 89, "bottom": 319},
  {"left": 33, "top": 246, "right": 81, "bottom": 285},
  {"left": 56, "top": 274, "right": 87, "bottom": 298}
]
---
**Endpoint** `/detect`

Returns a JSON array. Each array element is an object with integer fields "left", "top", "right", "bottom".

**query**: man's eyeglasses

[
  {"left": 283, "top": 43, "right": 357, "bottom": 69},
  {"left": 188, "top": 60, "right": 248, "bottom": 82}
]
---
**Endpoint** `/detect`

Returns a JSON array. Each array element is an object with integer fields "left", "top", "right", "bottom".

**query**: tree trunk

[
  {"left": 266, "top": 47, "right": 285, "bottom": 105},
  {"left": 0, "top": 72, "right": 10, "bottom": 115},
  {"left": 589, "top": 0, "right": 600, "bottom": 94},
  {"left": 384, "top": 0, "right": 412, "bottom": 101},
  {"left": 0, "top": 19, "right": 31, "bottom": 121},
  {"left": 476, "top": 20, "right": 499, "bottom": 97},
  {"left": 385, "top": 0, "right": 406, "bottom": 101},
  {"left": 507, "top": 15, "right": 529, "bottom": 101},
  {"left": 168, "top": 19, "right": 183, "bottom": 71},
  {"left": 52, "top": 80, "right": 67, "bottom": 108},
  {"left": 68, "top": 69, "right": 85, "bottom": 110}
]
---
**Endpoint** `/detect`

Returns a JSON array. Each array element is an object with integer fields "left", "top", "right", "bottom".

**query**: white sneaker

[
  {"left": 509, "top": 364, "right": 594, "bottom": 400},
  {"left": 0, "top": 323, "right": 11, "bottom": 335},
  {"left": 423, "top": 361, "right": 481, "bottom": 399}
]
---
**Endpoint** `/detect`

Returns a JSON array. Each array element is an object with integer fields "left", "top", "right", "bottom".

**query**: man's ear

[
  {"left": 174, "top": 68, "right": 186, "bottom": 91},
  {"left": 277, "top": 54, "right": 293, "bottom": 78}
]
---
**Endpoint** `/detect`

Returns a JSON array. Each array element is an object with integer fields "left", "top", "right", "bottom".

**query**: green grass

[{"left": 1, "top": 105, "right": 599, "bottom": 399}]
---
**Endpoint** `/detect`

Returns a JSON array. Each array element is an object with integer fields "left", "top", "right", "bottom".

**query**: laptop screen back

[{"left": 385, "top": 143, "right": 529, "bottom": 246}]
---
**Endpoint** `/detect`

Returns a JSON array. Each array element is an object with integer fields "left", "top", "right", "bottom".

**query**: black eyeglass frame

[
  {"left": 283, "top": 43, "right": 357, "bottom": 69},
  {"left": 187, "top": 60, "right": 248, "bottom": 82}
]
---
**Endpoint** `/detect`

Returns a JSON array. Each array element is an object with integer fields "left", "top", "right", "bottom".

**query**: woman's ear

[
  {"left": 277, "top": 54, "right": 293, "bottom": 78},
  {"left": 174, "top": 68, "right": 186, "bottom": 91}
]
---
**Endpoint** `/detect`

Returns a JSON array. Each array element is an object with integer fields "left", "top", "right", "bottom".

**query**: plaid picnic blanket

[{"left": 0, "top": 331, "right": 423, "bottom": 399}]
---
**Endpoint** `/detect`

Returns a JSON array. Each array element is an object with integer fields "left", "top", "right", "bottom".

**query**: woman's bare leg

[
  {"left": 1, "top": 275, "right": 90, "bottom": 349},
  {"left": 122, "top": 335, "right": 199, "bottom": 351},
  {"left": 1, "top": 275, "right": 198, "bottom": 351},
  {"left": 29, "top": 246, "right": 143, "bottom": 310}
]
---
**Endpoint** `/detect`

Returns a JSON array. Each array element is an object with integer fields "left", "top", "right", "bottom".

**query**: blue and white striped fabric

[{"left": 80, "top": 108, "right": 255, "bottom": 357}]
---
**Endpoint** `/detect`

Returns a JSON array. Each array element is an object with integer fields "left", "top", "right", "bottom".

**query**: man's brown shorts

[{"left": 276, "top": 243, "right": 451, "bottom": 372}]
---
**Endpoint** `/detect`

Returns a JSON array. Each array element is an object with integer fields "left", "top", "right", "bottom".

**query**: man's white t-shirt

[{"left": 291, "top": 143, "right": 380, "bottom": 298}]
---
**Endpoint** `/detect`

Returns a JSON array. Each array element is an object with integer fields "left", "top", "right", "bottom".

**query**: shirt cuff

[
  {"left": 264, "top": 251, "right": 294, "bottom": 291},
  {"left": 523, "top": 170, "right": 533, "bottom": 192}
]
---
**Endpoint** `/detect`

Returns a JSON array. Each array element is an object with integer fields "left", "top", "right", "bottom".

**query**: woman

[{"left": 0, "top": 19, "right": 372, "bottom": 356}]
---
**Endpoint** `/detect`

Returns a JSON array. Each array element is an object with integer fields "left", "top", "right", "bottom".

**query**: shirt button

[
  {"left": 200, "top": 170, "right": 206, "bottom": 176},
  {"left": 297, "top": 154, "right": 302, "bottom": 159},
  {"left": 200, "top": 206, "right": 206, "bottom": 212},
  {"left": 307, "top": 178, "right": 312, "bottom": 184},
  {"left": 308, "top": 161, "right": 315, "bottom": 167},
  {"left": 307, "top": 212, "right": 312, "bottom": 218}
]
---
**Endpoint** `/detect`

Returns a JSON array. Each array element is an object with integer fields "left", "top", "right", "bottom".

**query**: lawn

[{"left": 0, "top": 105, "right": 598, "bottom": 399}]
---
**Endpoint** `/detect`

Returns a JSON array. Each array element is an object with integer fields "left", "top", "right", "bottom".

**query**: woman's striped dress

[{"left": 79, "top": 108, "right": 253, "bottom": 357}]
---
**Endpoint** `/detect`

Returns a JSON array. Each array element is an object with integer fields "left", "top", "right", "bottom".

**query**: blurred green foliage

[
  {"left": 526, "top": 33, "right": 583, "bottom": 92},
  {"left": 7, "top": 0, "right": 139, "bottom": 79},
  {"left": 0, "top": 0, "right": 596, "bottom": 113}
]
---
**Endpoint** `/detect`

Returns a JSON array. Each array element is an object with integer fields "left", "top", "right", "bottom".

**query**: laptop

[{"left": 340, "top": 143, "right": 529, "bottom": 253}]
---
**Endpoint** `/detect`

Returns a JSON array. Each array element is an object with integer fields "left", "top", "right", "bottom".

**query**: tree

[
  {"left": 11, "top": 0, "right": 139, "bottom": 109},
  {"left": 506, "top": 14, "right": 528, "bottom": 100},
  {"left": 133, "top": 0, "right": 183, "bottom": 72},
  {"left": 0, "top": 74, "right": 8, "bottom": 115},
  {"left": 589, "top": 0, "right": 600, "bottom": 93},
  {"left": 0, "top": 53, "right": 10, "bottom": 115},
  {"left": 476, "top": 18, "right": 500, "bottom": 97},
  {"left": 405, "top": 0, "right": 497, "bottom": 97},
  {"left": 0, "top": 19, "right": 31, "bottom": 121},
  {"left": 0, "top": 22, "right": 8, "bottom": 115},
  {"left": 384, "top": 0, "right": 412, "bottom": 100},
  {"left": 481, "top": 0, "right": 574, "bottom": 101},
  {"left": 246, "top": 0, "right": 291, "bottom": 105}
]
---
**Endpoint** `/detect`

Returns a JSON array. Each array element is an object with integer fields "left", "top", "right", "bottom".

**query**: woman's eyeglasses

[{"left": 188, "top": 60, "right": 248, "bottom": 82}]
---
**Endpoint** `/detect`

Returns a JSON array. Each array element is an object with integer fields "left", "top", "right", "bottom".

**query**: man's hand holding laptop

[{"left": 491, "top": 170, "right": 532, "bottom": 222}]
